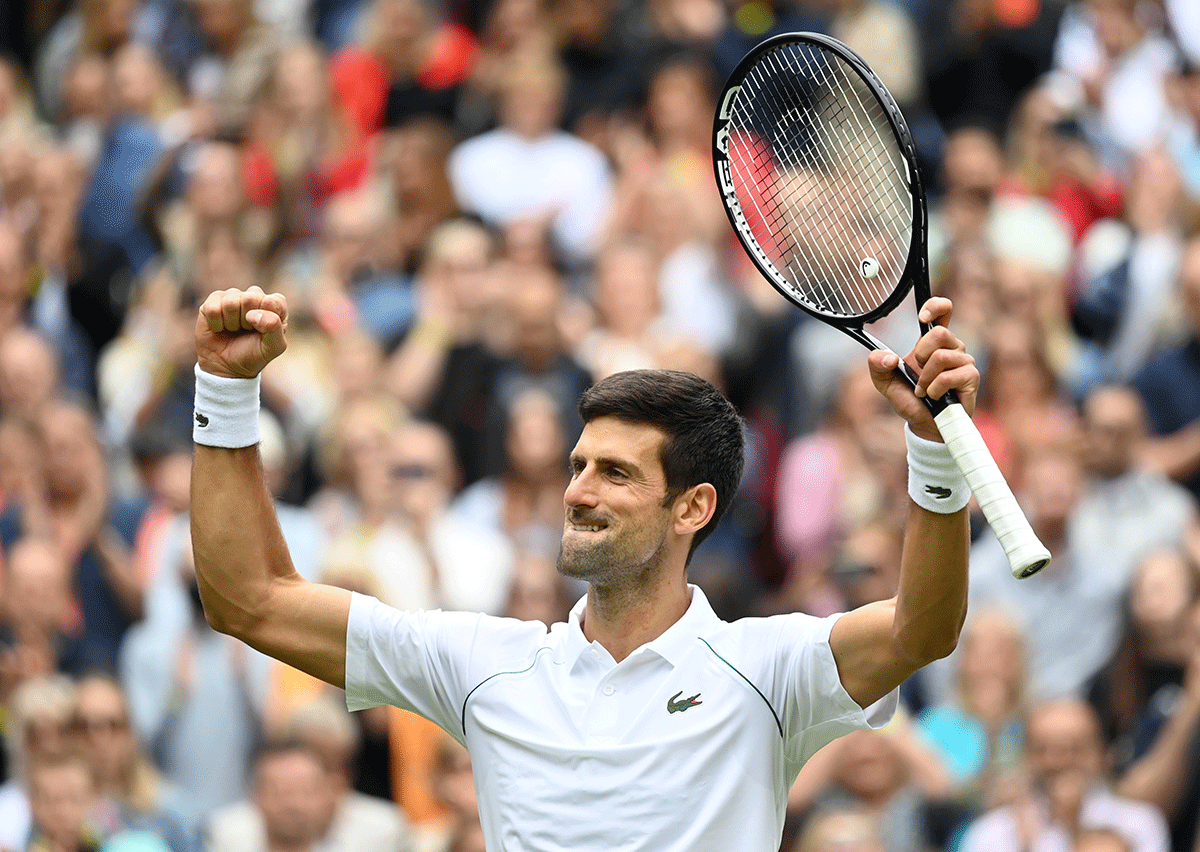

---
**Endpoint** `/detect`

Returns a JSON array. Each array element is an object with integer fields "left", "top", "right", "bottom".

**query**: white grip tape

[{"left": 934, "top": 404, "right": 1051, "bottom": 579}]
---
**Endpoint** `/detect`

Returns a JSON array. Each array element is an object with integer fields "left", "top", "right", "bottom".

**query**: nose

[{"left": 563, "top": 465, "right": 598, "bottom": 511}]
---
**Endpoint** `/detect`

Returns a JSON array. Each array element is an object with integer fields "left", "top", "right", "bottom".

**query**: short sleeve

[
  {"left": 344, "top": 592, "right": 547, "bottom": 741},
  {"left": 743, "top": 611, "right": 898, "bottom": 769}
]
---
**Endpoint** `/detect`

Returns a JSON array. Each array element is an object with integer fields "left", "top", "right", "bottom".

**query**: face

[
  {"left": 558, "top": 417, "right": 676, "bottom": 586},
  {"left": 72, "top": 679, "right": 134, "bottom": 784},
  {"left": 1129, "top": 550, "right": 1193, "bottom": 638},
  {"left": 1080, "top": 387, "right": 1144, "bottom": 478},
  {"left": 1025, "top": 701, "right": 1103, "bottom": 788},
  {"left": 255, "top": 751, "right": 333, "bottom": 846},
  {"left": 29, "top": 760, "right": 94, "bottom": 848},
  {"left": 6, "top": 541, "right": 69, "bottom": 632},
  {"left": 832, "top": 730, "right": 903, "bottom": 799}
]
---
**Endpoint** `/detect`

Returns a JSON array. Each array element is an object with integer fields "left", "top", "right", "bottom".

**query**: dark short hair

[{"left": 578, "top": 369, "right": 745, "bottom": 563}]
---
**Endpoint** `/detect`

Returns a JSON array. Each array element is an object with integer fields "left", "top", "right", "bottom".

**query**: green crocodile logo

[{"left": 668, "top": 691, "right": 702, "bottom": 714}]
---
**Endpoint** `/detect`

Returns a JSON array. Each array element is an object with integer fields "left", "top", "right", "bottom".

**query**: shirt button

[{"left": 602, "top": 684, "right": 615, "bottom": 696}]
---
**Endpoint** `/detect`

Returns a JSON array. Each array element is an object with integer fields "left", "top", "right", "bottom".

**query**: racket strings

[{"left": 724, "top": 43, "right": 913, "bottom": 319}]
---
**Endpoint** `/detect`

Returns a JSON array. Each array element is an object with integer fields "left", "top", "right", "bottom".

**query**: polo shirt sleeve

[
  {"left": 344, "top": 592, "right": 544, "bottom": 741},
  {"left": 763, "top": 611, "right": 898, "bottom": 767}
]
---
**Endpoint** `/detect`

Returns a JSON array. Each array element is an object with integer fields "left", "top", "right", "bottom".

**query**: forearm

[
  {"left": 190, "top": 443, "right": 350, "bottom": 687},
  {"left": 893, "top": 504, "right": 970, "bottom": 664},
  {"left": 95, "top": 526, "right": 144, "bottom": 620},
  {"left": 1142, "top": 422, "right": 1200, "bottom": 482},
  {"left": 1116, "top": 694, "right": 1200, "bottom": 817},
  {"left": 190, "top": 445, "right": 294, "bottom": 634}
]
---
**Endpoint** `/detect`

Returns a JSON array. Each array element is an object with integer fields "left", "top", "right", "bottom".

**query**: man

[
  {"left": 189, "top": 285, "right": 979, "bottom": 851},
  {"left": 961, "top": 698, "right": 1169, "bottom": 852}
]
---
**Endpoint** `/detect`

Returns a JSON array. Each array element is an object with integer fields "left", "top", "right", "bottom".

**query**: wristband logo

[
  {"left": 195, "top": 412, "right": 210, "bottom": 427},
  {"left": 925, "top": 485, "right": 952, "bottom": 499}
]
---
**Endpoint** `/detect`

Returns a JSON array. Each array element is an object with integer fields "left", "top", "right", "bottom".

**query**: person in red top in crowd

[{"left": 329, "top": 0, "right": 477, "bottom": 137}]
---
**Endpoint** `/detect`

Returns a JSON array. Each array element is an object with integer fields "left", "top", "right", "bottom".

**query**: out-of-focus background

[{"left": 0, "top": 1, "right": 1199, "bottom": 851}]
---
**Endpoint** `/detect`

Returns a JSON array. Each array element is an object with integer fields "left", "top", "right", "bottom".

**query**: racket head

[{"left": 712, "top": 32, "right": 930, "bottom": 326}]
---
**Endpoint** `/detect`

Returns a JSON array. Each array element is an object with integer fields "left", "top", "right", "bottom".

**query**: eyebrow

[{"left": 570, "top": 453, "right": 648, "bottom": 478}]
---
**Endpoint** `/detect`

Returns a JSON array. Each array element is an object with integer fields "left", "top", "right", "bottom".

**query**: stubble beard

[{"left": 557, "top": 520, "right": 670, "bottom": 590}]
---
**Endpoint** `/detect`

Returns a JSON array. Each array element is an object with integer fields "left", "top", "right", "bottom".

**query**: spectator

[
  {"left": 0, "top": 399, "right": 146, "bottom": 674},
  {"left": 70, "top": 674, "right": 192, "bottom": 851},
  {"left": 447, "top": 50, "right": 614, "bottom": 267},
  {"left": 964, "top": 449, "right": 1127, "bottom": 700},
  {"left": 1089, "top": 549, "right": 1200, "bottom": 751},
  {"left": 181, "top": 0, "right": 278, "bottom": 136},
  {"left": 1073, "top": 385, "right": 1200, "bottom": 586},
  {"left": 203, "top": 741, "right": 331, "bottom": 852},
  {"left": 120, "top": 537, "right": 270, "bottom": 821},
  {"left": 1133, "top": 234, "right": 1200, "bottom": 504},
  {"left": 916, "top": 608, "right": 1027, "bottom": 808},
  {"left": 328, "top": 0, "right": 476, "bottom": 136},
  {"left": 206, "top": 697, "right": 409, "bottom": 852},
  {"left": 372, "top": 118, "right": 459, "bottom": 275},
  {"left": 0, "top": 537, "right": 86, "bottom": 690},
  {"left": 1114, "top": 591, "right": 1200, "bottom": 852},
  {"left": 24, "top": 751, "right": 104, "bottom": 852},
  {"left": 365, "top": 418, "right": 514, "bottom": 614},
  {"left": 960, "top": 698, "right": 1169, "bottom": 852},
  {"left": 0, "top": 329, "right": 61, "bottom": 425},
  {"left": 0, "top": 674, "right": 77, "bottom": 852},
  {"left": 383, "top": 216, "right": 505, "bottom": 487},
  {"left": 1077, "top": 828, "right": 1135, "bottom": 852},
  {"left": 450, "top": 386, "right": 568, "bottom": 555},
  {"left": 788, "top": 722, "right": 959, "bottom": 852}
]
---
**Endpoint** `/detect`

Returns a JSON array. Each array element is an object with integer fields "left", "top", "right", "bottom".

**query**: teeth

[{"left": 573, "top": 525, "right": 603, "bottom": 532}]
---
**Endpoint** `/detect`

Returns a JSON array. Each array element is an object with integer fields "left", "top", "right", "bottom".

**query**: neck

[{"left": 582, "top": 572, "right": 690, "bottom": 662}]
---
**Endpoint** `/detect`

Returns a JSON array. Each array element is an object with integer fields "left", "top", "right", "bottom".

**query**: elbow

[{"left": 894, "top": 625, "right": 962, "bottom": 669}]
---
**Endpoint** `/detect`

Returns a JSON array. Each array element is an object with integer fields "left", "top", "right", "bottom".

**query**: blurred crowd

[{"left": 0, "top": 0, "right": 1199, "bottom": 851}]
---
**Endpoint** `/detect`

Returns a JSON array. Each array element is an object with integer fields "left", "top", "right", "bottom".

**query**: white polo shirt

[{"left": 345, "top": 586, "right": 896, "bottom": 852}]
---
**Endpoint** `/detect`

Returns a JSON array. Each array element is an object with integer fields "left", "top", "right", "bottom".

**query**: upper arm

[
  {"left": 218, "top": 576, "right": 352, "bottom": 690},
  {"left": 828, "top": 598, "right": 922, "bottom": 710}
]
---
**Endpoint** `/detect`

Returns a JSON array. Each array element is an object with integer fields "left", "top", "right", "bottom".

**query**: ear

[{"left": 672, "top": 483, "right": 718, "bottom": 539}]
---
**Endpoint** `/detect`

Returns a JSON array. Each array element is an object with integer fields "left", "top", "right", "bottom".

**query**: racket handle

[{"left": 932, "top": 403, "right": 1051, "bottom": 579}]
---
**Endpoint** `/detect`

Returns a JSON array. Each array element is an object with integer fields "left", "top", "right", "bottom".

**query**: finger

[
  {"left": 259, "top": 292, "right": 289, "bottom": 330},
  {"left": 200, "top": 291, "right": 226, "bottom": 334},
  {"left": 923, "top": 363, "right": 979, "bottom": 408},
  {"left": 239, "top": 288, "right": 265, "bottom": 331},
  {"left": 917, "top": 296, "right": 954, "bottom": 327},
  {"left": 246, "top": 307, "right": 288, "bottom": 361},
  {"left": 912, "top": 325, "right": 967, "bottom": 369},
  {"left": 220, "top": 289, "right": 246, "bottom": 332}
]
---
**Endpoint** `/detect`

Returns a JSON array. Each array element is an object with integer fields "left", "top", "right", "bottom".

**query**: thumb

[
  {"left": 246, "top": 308, "right": 288, "bottom": 362},
  {"left": 867, "top": 350, "right": 904, "bottom": 394}
]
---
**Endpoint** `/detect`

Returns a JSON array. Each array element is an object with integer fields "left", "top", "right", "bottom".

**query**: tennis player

[{"left": 190, "top": 286, "right": 978, "bottom": 851}]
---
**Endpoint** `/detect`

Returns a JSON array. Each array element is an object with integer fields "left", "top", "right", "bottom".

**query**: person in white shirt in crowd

[
  {"left": 961, "top": 698, "right": 1168, "bottom": 852},
  {"left": 447, "top": 50, "right": 612, "bottom": 267}
]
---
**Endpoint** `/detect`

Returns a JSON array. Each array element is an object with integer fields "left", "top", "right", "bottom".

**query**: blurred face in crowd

[
  {"left": 28, "top": 756, "right": 95, "bottom": 850},
  {"left": 831, "top": 730, "right": 905, "bottom": 803},
  {"left": 388, "top": 421, "right": 457, "bottom": 523},
  {"left": 33, "top": 148, "right": 85, "bottom": 228},
  {"left": 0, "top": 329, "right": 59, "bottom": 418},
  {"left": 1020, "top": 451, "right": 1083, "bottom": 539},
  {"left": 507, "top": 266, "right": 564, "bottom": 370},
  {"left": 505, "top": 388, "right": 566, "bottom": 483},
  {"left": 646, "top": 62, "right": 711, "bottom": 144},
  {"left": 1073, "top": 829, "right": 1132, "bottom": 852},
  {"left": 72, "top": 677, "right": 135, "bottom": 791},
  {"left": 1024, "top": 700, "right": 1104, "bottom": 789},
  {"left": 506, "top": 552, "right": 570, "bottom": 625},
  {"left": 112, "top": 42, "right": 164, "bottom": 118},
  {"left": 957, "top": 610, "right": 1025, "bottom": 716},
  {"left": 62, "top": 53, "right": 110, "bottom": 121},
  {"left": 1129, "top": 549, "right": 1195, "bottom": 649},
  {"left": 836, "top": 521, "right": 901, "bottom": 609},
  {"left": 5, "top": 538, "right": 70, "bottom": 637},
  {"left": 594, "top": 240, "right": 660, "bottom": 338},
  {"left": 432, "top": 736, "right": 477, "bottom": 819},
  {"left": 1079, "top": 385, "right": 1145, "bottom": 479},
  {"left": 254, "top": 748, "right": 334, "bottom": 848},
  {"left": 499, "top": 59, "right": 565, "bottom": 139},
  {"left": 273, "top": 43, "right": 327, "bottom": 120},
  {"left": 323, "top": 191, "right": 381, "bottom": 279},
  {"left": 188, "top": 142, "right": 243, "bottom": 223},
  {"left": 38, "top": 403, "right": 101, "bottom": 501},
  {"left": 983, "top": 319, "right": 1054, "bottom": 406},
  {"left": 192, "top": 0, "right": 249, "bottom": 51}
]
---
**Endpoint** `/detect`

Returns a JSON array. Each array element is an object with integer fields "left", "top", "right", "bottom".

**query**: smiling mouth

[{"left": 570, "top": 524, "right": 605, "bottom": 532}]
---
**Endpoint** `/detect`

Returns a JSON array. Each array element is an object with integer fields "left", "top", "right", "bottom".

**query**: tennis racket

[{"left": 712, "top": 32, "right": 1050, "bottom": 579}]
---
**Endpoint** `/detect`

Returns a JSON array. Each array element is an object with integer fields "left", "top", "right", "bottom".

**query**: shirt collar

[{"left": 561, "top": 584, "right": 722, "bottom": 669}]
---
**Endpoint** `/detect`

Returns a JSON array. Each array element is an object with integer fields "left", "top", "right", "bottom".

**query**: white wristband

[
  {"left": 906, "top": 424, "right": 970, "bottom": 514},
  {"left": 193, "top": 365, "right": 261, "bottom": 448}
]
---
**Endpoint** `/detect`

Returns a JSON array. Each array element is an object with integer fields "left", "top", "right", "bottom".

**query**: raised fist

[{"left": 195, "top": 286, "right": 289, "bottom": 379}]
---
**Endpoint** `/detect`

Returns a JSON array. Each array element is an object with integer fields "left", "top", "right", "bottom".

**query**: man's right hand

[{"left": 195, "top": 286, "right": 289, "bottom": 379}]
